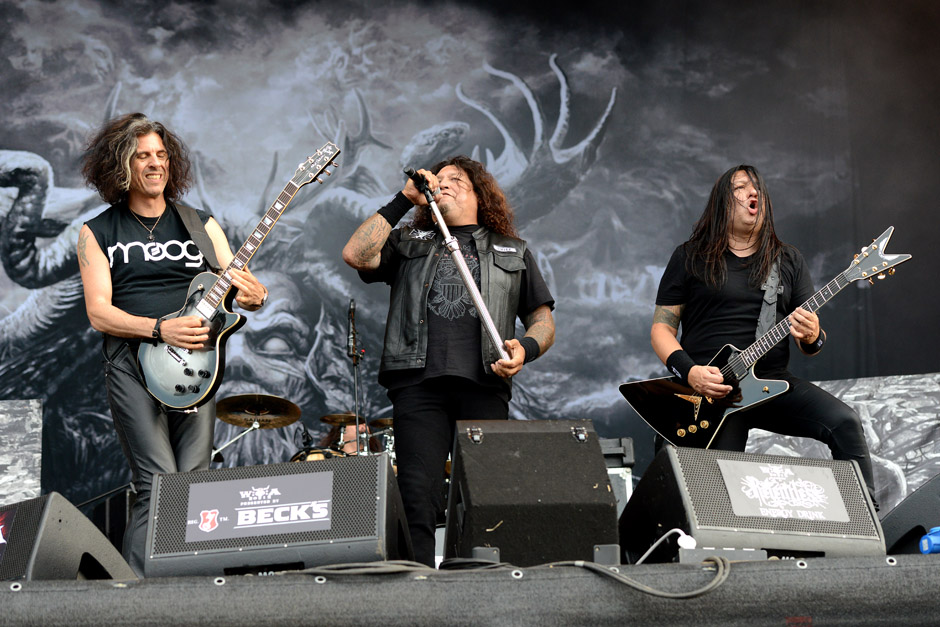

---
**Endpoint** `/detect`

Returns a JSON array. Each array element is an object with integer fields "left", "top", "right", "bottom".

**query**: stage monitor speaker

[
  {"left": 881, "top": 471, "right": 940, "bottom": 554},
  {"left": 443, "top": 419, "right": 619, "bottom": 567},
  {"left": 620, "top": 446, "right": 884, "bottom": 563},
  {"left": 0, "top": 492, "right": 137, "bottom": 581},
  {"left": 144, "top": 452, "right": 412, "bottom": 577}
]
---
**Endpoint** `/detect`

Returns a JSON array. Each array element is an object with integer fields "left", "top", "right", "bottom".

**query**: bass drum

[{"left": 289, "top": 447, "right": 346, "bottom": 463}]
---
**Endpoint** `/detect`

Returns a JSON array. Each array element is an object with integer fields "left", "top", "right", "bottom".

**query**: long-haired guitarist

[
  {"left": 77, "top": 113, "right": 268, "bottom": 576},
  {"left": 651, "top": 164, "right": 876, "bottom": 502}
]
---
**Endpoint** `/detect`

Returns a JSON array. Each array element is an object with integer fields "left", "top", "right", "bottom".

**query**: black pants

[
  {"left": 103, "top": 336, "right": 215, "bottom": 576},
  {"left": 710, "top": 375, "right": 876, "bottom": 500},
  {"left": 389, "top": 376, "right": 509, "bottom": 567}
]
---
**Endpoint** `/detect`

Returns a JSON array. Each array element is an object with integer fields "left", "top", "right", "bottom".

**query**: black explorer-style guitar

[{"left": 619, "top": 226, "right": 911, "bottom": 448}]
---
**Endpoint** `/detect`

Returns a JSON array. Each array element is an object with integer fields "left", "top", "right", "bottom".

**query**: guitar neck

[
  {"left": 738, "top": 270, "right": 851, "bottom": 368},
  {"left": 195, "top": 180, "right": 302, "bottom": 317}
]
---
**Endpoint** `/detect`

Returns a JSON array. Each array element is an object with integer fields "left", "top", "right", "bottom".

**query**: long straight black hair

[{"left": 684, "top": 164, "right": 784, "bottom": 288}]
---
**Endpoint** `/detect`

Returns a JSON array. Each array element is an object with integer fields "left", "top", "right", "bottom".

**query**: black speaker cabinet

[
  {"left": 144, "top": 452, "right": 411, "bottom": 577},
  {"left": 0, "top": 492, "right": 137, "bottom": 581},
  {"left": 444, "top": 419, "right": 619, "bottom": 567},
  {"left": 881, "top": 471, "right": 940, "bottom": 554},
  {"left": 620, "top": 446, "right": 885, "bottom": 563}
]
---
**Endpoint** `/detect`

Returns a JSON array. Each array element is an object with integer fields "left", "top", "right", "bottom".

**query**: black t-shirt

[
  {"left": 380, "top": 224, "right": 554, "bottom": 393},
  {"left": 656, "top": 244, "right": 814, "bottom": 376},
  {"left": 85, "top": 201, "right": 213, "bottom": 319}
]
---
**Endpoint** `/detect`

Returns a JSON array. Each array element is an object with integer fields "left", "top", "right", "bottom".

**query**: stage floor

[{"left": 4, "top": 554, "right": 939, "bottom": 626}]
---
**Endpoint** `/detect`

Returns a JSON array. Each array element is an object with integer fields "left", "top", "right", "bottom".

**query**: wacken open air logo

[
  {"left": 738, "top": 464, "right": 830, "bottom": 519},
  {"left": 240, "top": 485, "right": 282, "bottom": 505}
]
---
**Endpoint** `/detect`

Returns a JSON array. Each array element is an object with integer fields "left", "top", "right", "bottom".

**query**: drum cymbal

[
  {"left": 319, "top": 412, "right": 364, "bottom": 426},
  {"left": 369, "top": 418, "right": 394, "bottom": 429},
  {"left": 216, "top": 394, "right": 301, "bottom": 429}
]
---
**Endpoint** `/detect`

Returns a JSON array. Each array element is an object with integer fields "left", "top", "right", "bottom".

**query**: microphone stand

[
  {"left": 414, "top": 175, "right": 510, "bottom": 362},
  {"left": 346, "top": 300, "right": 366, "bottom": 455}
]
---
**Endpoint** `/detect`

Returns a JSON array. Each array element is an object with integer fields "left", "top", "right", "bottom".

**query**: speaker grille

[
  {"left": 150, "top": 457, "right": 380, "bottom": 556},
  {"left": 0, "top": 495, "right": 45, "bottom": 580},
  {"left": 676, "top": 447, "right": 879, "bottom": 538}
]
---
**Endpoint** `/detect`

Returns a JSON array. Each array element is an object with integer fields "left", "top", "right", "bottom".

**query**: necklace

[{"left": 131, "top": 210, "right": 164, "bottom": 242}]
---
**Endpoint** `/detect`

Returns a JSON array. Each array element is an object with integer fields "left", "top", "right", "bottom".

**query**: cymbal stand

[
  {"left": 415, "top": 176, "right": 510, "bottom": 362},
  {"left": 212, "top": 420, "right": 261, "bottom": 463}
]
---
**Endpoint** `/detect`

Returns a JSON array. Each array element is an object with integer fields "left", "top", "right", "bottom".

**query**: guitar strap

[
  {"left": 174, "top": 202, "right": 222, "bottom": 273},
  {"left": 756, "top": 258, "right": 782, "bottom": 339}
]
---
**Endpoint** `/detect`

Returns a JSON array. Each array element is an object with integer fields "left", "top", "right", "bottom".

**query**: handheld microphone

[
  {"left": 347, "top": 299, "right": 356, "bottom": 357},
  {"left": 402, "top": 167, "right": 429, "bottom": 191}
]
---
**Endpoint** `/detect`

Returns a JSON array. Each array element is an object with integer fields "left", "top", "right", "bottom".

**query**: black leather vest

[{"left": 379, "top": 225, "right": 527, "bottom": 377}]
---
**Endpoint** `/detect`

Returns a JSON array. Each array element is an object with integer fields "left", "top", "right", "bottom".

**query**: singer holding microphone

[{"left": 342, "top": 156, "right": 555, "bottom": 566}]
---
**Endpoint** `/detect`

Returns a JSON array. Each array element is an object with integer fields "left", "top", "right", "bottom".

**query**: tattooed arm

[
  {"left": 651, "top": 304, "right": 684, "bottom": 365},
  {"left": 491, "top": 304, "right": 555, "bottom": 378},
  {"left": 651, "top": 303, "right": 731, "bottom": 398},
  {"left": 342, "top": 172, "right": 440, "bottom": 271},
  {"left": 341, "top": 213, "right": 393, "bottom": 271}
]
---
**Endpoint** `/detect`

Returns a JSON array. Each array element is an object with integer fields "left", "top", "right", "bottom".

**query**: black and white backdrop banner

[{"left": 0, "top": 0, "right": 937, "bottom": 512}]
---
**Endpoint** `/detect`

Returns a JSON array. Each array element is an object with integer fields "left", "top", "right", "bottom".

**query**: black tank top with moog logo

[{"left": 85, "top": 201, "right": 212, "bottom": 319}]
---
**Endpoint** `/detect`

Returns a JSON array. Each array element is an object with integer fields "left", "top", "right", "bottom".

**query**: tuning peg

[
  {"left": 868, "top": 278, "right": 875, "bottom": 285},
  {"left": 877, "top": 273, "right": 886, "bottom": 280},
  {"left": 314, "top": 177, "right": 323, "bottom": 184},
  {"left": 888, "top": 268, "right": 896, "bottom": 276}
]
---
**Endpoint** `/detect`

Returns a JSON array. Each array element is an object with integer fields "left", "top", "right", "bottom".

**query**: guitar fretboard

[
  {"left": 193, "top": 144, "right": 338, "bottom": 319},
  {"left": 730, "top": 271, "right": 851, "bottom": 374}
]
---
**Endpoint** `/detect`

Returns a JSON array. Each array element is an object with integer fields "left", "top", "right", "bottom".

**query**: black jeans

[
  {"left": 389, "top": 376, "right": 509, "bottom": 567},
  {"left": 711, "top": 375, "right": 876, "bottom": 500},
  {"left": 103, "top": 336, "right": 215, "bottom": 576}
]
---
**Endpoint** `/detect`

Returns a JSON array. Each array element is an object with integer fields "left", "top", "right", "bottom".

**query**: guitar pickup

[{"left": 164, "top": 346, "right": 188, "bottom": 366}]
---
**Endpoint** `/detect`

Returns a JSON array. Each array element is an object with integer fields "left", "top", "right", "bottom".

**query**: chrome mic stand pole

[{"left": 412, "top": 173, "right": 510, "bottom": 362}]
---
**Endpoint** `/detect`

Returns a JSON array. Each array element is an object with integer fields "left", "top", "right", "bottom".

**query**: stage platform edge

[{"left": 3, "top": 554, "right": 938, "bottom": 626}]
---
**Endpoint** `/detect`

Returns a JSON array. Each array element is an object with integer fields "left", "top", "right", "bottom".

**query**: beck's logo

[{"left": 198, "top": 509, "right": 220, "bottom": 533}]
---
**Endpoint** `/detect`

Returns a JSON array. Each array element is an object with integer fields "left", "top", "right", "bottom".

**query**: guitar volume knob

[
  {"left": 183, "top": 368, "right": 194, "bottom": 377},
  {"left": 174, "top": 384, "right": 186, "bottom": 394},
  {"left": 197, "top": 369, "right": 211, "bottom": 379},
  {"left": 187, "top": 385, "right": 201, "bottom": 394}
]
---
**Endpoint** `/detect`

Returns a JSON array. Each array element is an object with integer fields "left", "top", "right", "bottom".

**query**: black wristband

[
  {"left": 376, "top": 192, "right": 413, "bottom": 227},
  {"left": 666, "top": 349, "right": 696, "bottom": 385},
  {"left": 520, "top": 336, "right": 541, "bottom": 364},
  {"left": 801, "top": 329, "right": 826, "bottom": 355},
  {"left": 152, "top": 317, "right": 165, "bottom": 342}
]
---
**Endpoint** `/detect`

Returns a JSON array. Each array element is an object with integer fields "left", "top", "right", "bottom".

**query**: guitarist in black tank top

[
  {"left": 77, "top": 113, "right": 268, "bottom": 576},
  {"left": 650, "top": 165, "right": 877, "bottom": 504}
]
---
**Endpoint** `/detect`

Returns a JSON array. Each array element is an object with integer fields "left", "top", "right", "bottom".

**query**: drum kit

[
  {"left": 213, "top": 394, "right": 396, "bottom": 466},
  {"left": 213, "top": 298, "right": 397, "bottom": 465}
]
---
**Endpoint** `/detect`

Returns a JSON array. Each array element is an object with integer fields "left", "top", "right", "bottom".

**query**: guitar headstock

[
  {"left": 843, "top": 226, "right": 912, "bottom": 284},
  {"left": 292, "top": 141, "right": 341, "bottom": 188}
]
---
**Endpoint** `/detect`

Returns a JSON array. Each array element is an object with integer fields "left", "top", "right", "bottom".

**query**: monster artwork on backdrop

[{"left": 0, "top": 56, "right": 618, "bottom": 502}]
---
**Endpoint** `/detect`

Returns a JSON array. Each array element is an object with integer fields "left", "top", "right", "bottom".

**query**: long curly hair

[
  {"left": 411, "top": 156, "right": 518, "bottom": 238},
  {"left": 685, "top": 164, "right": 785, "bottom": 288},
  {"left": 81, "top": 112, "right": 193, "bottom": 205}
]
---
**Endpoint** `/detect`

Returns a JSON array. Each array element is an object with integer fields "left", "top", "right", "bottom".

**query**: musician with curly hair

[
  {"left": 77, "top": 113, "right": 267, "bottom": 575},
  {"left": 343, "top": 156, "right": 555, "bottom": 566}
]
